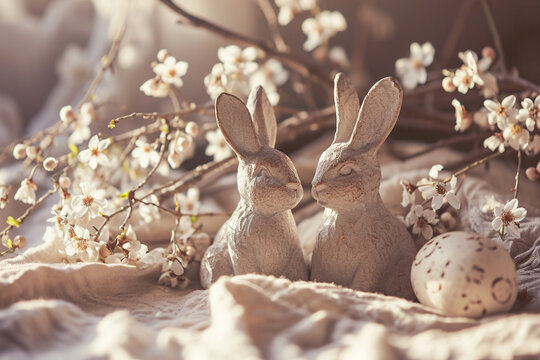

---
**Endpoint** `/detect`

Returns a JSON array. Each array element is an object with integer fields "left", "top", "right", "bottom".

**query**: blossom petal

[{"left": 491, "top": 217, "right": 502, "bottom": 231}]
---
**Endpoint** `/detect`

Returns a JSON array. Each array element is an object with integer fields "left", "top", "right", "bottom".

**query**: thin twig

[
  {"left": 157, "top": 0, "right": 333, "bottom": 90},
  {"left": 444, "top": 151, "right": 503, "bottom": 182},
  {"left": 79, "top": 21, "right": 127, "bottom": 105},
  {"left": 399, "top": 132, "right": 489, "bottom": 161},
  {"left": 0, "top": 184, "right": 60, "bottom": 238},
  {"left": 514, "top": 150, "right": 521, "bottom": 198},
  {"left": 440, "top": 0, "right": 475, "bottom": 67},
  {"left": 254, "top": 0, "right": 288, "bottom": 51},
  {"left": 480, "top": 0, "right": 507, "bottom": 73}
]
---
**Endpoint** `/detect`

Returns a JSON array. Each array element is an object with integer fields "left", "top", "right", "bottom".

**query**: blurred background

[{"left": 1, "top": 0, "right": 539, "bottom": 148}]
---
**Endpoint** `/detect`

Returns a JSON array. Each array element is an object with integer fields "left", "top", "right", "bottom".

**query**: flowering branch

[{"left": 157, "top": 0, "right": 333, "bottom": 90}]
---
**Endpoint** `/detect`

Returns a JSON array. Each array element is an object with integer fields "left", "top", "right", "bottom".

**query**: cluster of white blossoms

[
  {"left": 274, "top": 0, "right": 316, "bottom": 26},
  {"left": 203, "top": 45, "right": 288, "bottom": 106},
  {"left": 301, "top": 11, "right": 347, "bottom": 52},
  {"left": 273, "top": 1, "right": 346, "bottom": 52},
  {"left": 395, "top": 42, "right": 435, "bottom": 90},
  {"left": 442, "top": 48, "right": 498, "bottom": 98},
  {"left": 394, "top": 43, "right": 535, "bottom": 242},
  {"left": 61, "top": 102, "right": 96, "bottom": 145},
  {"left": 140, "top": 49, "right": 188, "bottom": 98},
  {"left": 401, "top": 165, "right": 460, "bottom": 241},
  {"left": 483, "top": 95, "right": 540, "bottom": 155}
]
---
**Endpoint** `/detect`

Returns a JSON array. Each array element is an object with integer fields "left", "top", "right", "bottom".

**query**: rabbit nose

[{"left": 312, "top": 183, "right": 328, "bottom": 193}]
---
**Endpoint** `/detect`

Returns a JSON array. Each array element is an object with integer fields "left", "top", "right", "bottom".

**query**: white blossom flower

[
  {"left": 399, "top": 178, "right": 417, "bottom": 207},
  {"left": 176, "top": 188, "right": 200, "bottom": 213},
  {"left": 405, "top": 205, "right": 438, "bottom": 239},
  {"left": 484, "top": 95, "right": 517, "bottom": 129},
  {"left": 60, "top": 105, "right": 76, "bottom": 123},
  {"left": 131, "top": 138, "right": 160, "bottom": 169},
  {"left": 275, "top": 0, "right": 316, "bottom": 25},
  {"left": 428, "top": 164, "right": 444, "bottom": 179},
  {"left": 0, "top": 186, "right": 8, "bottom": 208},
  {"left": 502, "top": 118, "right": 530, "bottom": 151},
  {"left": 68, "top": 112, "right": 92, "bottom": 145},
  {"left": 43, "top": 157, "right": 58, "bottom": 172},
  {"left": 483, "top": 133, "right": 506, "bottom": 153},
  {"left": 14, "top": 178, "right": 37, "bottom": 205},
  {"left": 153, "top": 56, "right": 188, "bottom": 88},
  {"left": 491, "top": 198, "right": 527, "bottom": 238},
  {"left": 140, "top": 76, "right": 171, "bottom": 98},
  {"left": 71, "top": 182, "right": 108, "bottom": 219},
  {"left": 302, "top": 11, "right": 347, "bottom": 52},
  {"left": 249, "top": 59, "right": 289, "bottom": 105},
  {"left": 13, "top": 144, "right": 26, "bottom": 160},
  {"left": 517, "top": 95, "right": 540, "bottom": 131},
  {"left": 419, "top": 175, "right": 460, "bottom": 210},
  {"left": 204, "top": 63, "right": 227, "bottom": 100},
  {"left": 451, "top": 99, "right": 473, "bottom": 132},
  {"left": 452, "top": 51, "right": 484, "bottom": 94},
  {"left": 64, "top": 225, "right": 99, "bottom": 262},
  {"left": 78, "top": 135, "right": 111, "bottom": 170},
  {"left": 167, "top": 134, "right": 194, "bottom": 169},
  {"left": 218, "top": 45, "right": 258, "bottom": 71},
  {"left": 205, "top": 129, "right": 233, "bottom": 161},
  {"left": 395, "top": 42, "right": 434, "bottom": 90}
]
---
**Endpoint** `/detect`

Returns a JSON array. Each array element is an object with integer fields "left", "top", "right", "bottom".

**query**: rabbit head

[
  {"left": 216, "top": 86, "right": 303, "bottom": 215},
  {"left": 312, "top": 74, "right": 403, "bottom": 212}
]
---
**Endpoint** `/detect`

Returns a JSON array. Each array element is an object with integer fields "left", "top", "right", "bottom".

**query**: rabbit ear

[
  {"left": 348, "top": 77, "right": 402, "bottom": 153},
  {"left": 247, "top": 86, "right": 277, "bottom": 148},
  {"left": 333, "top": 73, "right": 360, "bottom": 144},
  {"left": 216, "top": 92, "right": 262, "bottom": 158}
]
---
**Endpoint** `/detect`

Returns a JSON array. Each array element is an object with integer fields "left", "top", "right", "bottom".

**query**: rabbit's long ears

[
  {"left": 349, "top": 77, "right": 402, "bottom": 152},
  {"left": 216, "top": 93, "right": 262, "bottom": 159},
  {"left": 333, "top": 74, "right": 402, "bottom": 153},
  {"left": 333, "top": 73, "right": 360, "bottom": 144},
  {"left": 247, "top": 86, "right": 277, "bottom": 148}
]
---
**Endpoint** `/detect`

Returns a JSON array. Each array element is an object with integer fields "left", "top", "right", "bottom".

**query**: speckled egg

[{"left": 410, "top": 231, "right": 518, "bottom": 317}]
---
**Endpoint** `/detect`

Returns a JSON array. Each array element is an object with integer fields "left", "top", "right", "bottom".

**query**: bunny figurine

[
  {"left": 200, "top": 86, "right": 308, "bottom": 288},
  {"left": 310, "top": 74, "right": 416, "bottom": 299}
]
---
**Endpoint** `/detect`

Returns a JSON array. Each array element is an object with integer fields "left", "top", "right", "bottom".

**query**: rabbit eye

[
  {"left": 256, "top": 166, "right": 270, "bottom": 178},
  {"left": 339, "top": 165, "right": 354, "bottom": 176}
]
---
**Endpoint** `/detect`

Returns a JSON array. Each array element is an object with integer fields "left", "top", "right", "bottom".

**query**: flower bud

[
  {"left": 482, "top": 46, "right": 496, "bottom": 61},
  {"left": 81, "top": 102, "right": 95, "bottom": 120},
  {"left": 59, "top": 176, "right": 71, "bottom": 189},
  {"left": 25, "top": 146, "right": 38, "bottom": 160},
  {"left": 526, "top": 167, "right": 539, "bottom": 181},
  {"left": 157, "top": 49, "right": 169, "bottom": 63},
  {"left": 12, "top": 235, "right": 26, "bottom": 249},
  {"left": 60, "top": 105, "right": 75, "bottom": 123},
  {"left": 13, "top": 144, "right": 27, "bottom": 159},
  {"left": 185, "top": 122, "right": 199, "bottom": 137},
  {"left": 43, "top": 157, "right": 58, "bottom": 171},
  {"left": 442, "top": 77, "right": 456, "bottom": 92}
]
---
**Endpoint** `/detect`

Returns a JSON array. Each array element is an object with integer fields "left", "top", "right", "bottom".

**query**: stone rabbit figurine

[
  {"left": 310, "top": 74, "right": 416, "bottom": 299},
  {"left": 200, "top": 86, "right": 308, "bottom": 288}
]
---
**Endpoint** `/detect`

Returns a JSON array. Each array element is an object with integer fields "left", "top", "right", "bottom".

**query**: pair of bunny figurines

[{"left": 200, "top": 74, "right": 417, "bottom": 299}]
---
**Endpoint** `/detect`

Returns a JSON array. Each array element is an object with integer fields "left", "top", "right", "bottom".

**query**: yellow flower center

[
  {"left": 462, "top": 76, "right": 471, "bottom": 86},
  {"left": 500, "top": 210, "right": 515, "bottom": 225},
  {"left": 511, "top": 124, "right": 523, "bottom": 135},
  {"left": 82, "top": 195, "right": 94, "bottom": 207},
  {"left": 496, "top": 105, "right": 505, "bottom": 115},
  {"left": 91, "top": 148, "right": 99, "bottom": 156}
]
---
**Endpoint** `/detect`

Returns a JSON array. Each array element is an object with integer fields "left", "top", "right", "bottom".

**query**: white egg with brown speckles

[{"left": 410, "top": 231, "right": 517, "bottom": 317}]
